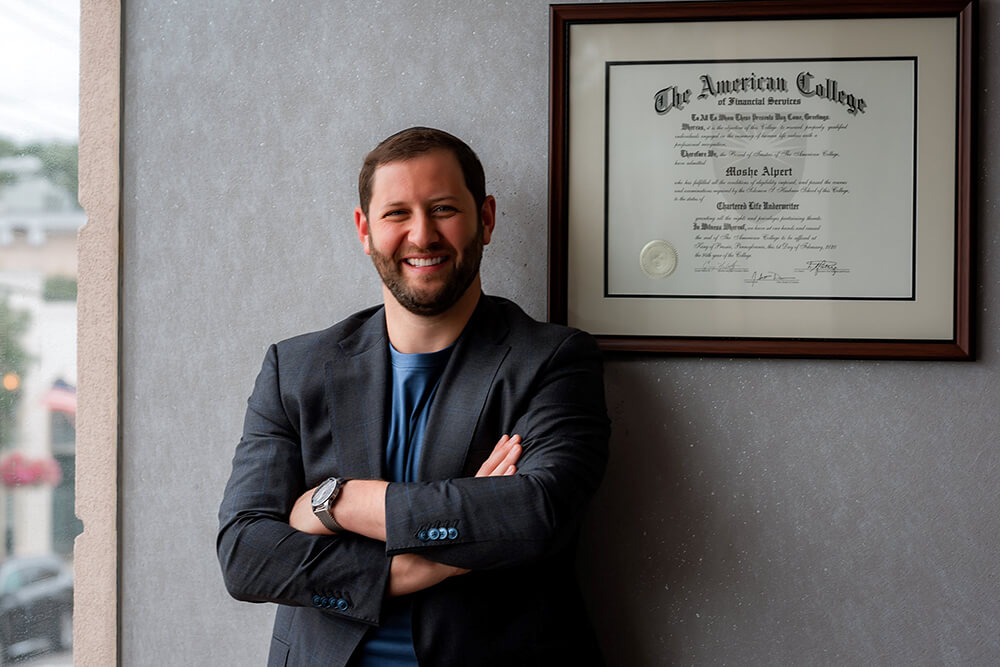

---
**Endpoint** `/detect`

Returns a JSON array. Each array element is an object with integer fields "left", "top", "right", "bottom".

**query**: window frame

[{"left": 76, "top": 0, "right": 121, "bottom": 664}]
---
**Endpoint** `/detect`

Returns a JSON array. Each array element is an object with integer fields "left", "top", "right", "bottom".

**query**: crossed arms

[
  {"left": 287, "top": 434, "right": 523, "bottom": 596},
  {"left": 217, "top": 327, "right": 609, "bottom": 625}
]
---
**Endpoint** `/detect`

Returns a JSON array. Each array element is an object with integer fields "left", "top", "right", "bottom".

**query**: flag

[{"left": 41, "top": 378, "right": 76, "bottom": 415}]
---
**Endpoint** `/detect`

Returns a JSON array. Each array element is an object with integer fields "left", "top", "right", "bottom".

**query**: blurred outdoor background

[{"left": 0, "top": 1, "right": 81, "bottom": 663}]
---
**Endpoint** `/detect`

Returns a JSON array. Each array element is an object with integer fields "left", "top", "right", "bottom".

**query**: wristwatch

[{"left": 311, "top": 476, "right": 348, "bottom": 532}]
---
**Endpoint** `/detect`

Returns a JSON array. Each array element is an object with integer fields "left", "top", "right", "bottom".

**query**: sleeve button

[
  {"left": 447, "top": 527, "right": 458, "bottom": 539},
  {"left": 417, "top": 530, "right": 429, "bottom": 542},
  {"left": 336, "top": 598, "right": 350, "bottom": 611},
  {"left": 428, "top": 528, "right": 440, "bottom": 540}
]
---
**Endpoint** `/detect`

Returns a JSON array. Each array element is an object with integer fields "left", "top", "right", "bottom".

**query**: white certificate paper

[{"left": 606, "top": 59, "right": 916, "bottom": 299}]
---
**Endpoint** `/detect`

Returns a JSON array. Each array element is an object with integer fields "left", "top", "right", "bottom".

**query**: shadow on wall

[{"left": 578, "top": 359, "right": 721, "bottom": 666}]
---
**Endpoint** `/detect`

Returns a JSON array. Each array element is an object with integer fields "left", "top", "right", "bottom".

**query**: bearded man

[{"left": 218, "top": 127, "right": 610, "bottom": 667}]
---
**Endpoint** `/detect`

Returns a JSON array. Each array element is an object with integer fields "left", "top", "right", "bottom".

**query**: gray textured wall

[{"left": 121, "top": 1, "right": 1000, "bottom": 664}]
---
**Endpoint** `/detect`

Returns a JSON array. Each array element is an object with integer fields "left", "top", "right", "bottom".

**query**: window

[{"left": 0, "top": 1, "right": 82, "bottom": 661}]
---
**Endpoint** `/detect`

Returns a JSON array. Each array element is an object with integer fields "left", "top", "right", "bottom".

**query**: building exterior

[{"left": 0, "top": 153, "right": 83, "bottom": 559}]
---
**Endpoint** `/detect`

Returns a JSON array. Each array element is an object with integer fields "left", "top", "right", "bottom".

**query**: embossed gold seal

[{"left": 639, "top": 240, "right": 678, "bottom": 278}]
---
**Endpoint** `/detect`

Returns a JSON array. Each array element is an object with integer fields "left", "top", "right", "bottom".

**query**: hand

[
  {"left": 475, "top": 433, "right": 522, "bottom": 477},
  {"left": 387, "top": 553, "right": 469, "bottom": 597}
]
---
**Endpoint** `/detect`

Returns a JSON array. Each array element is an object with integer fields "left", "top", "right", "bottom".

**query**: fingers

[
  {"left": 475, "top": 434, "right": 513, "bottom": 476},
  {"left": 488, "top": 437, "right": 521, "bottom": 477},
  {"left": 475, "top": 434, "right": 522, "bottom": 477}
]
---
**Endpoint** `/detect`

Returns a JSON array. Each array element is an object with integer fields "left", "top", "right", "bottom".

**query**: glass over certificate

[
  {"left": 550, "top": 1, "right": 974, "bottom": 359},
  {"left": 606, "top": 59, "right": 915, "bottom": 300}
]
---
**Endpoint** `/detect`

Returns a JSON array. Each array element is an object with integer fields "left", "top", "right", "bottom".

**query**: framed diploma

[{"left": 549, "top": 0, "right": 975, "bottom": 359}]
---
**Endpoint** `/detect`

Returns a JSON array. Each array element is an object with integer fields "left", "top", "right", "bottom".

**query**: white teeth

[{"left": 406, "top": 257, "right": 446, "bottom": 267}]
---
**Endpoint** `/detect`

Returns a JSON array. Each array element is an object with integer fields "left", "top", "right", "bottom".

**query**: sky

[{"left": 0, "top": 0, "right": 80, "bottom": 144}]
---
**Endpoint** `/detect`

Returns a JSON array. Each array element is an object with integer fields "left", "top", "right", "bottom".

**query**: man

[{"left": 218, "top": 127, "right": 610, "bottom": 666}]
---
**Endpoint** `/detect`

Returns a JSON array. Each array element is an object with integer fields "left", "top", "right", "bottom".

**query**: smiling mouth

[{"left": 405, "top": 257, "right": 446, "bottom": 267}]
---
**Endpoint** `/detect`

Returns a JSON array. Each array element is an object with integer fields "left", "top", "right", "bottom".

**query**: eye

[
  {"left": 432, "top": 205, "right": 457, "bottom": 215},
  {"left": 382, "top": 209, "right": 407, "bottom": 219}
]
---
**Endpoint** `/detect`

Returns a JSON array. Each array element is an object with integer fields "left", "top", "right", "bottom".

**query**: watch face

[{"left": 312, "top": 477, "right": 338, "bottom": 507}]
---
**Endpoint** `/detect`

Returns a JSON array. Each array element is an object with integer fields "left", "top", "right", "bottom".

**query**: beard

[{"left": 369, "top": 224, "right": 484, "bottom": 317}]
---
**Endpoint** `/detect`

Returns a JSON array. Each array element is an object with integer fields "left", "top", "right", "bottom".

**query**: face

[{"left": 355, "top": 150, "right": 496, "bottom": 317}]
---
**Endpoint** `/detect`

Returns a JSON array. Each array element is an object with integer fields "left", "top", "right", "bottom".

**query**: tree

[
  {"left": 43, "top": 276, "right": 78, "bottom": 302},
  {"left": 0, "top": 137, "right": 17, "bottom": 188},
  {"left": 23, "top": 142, "right": 79, "bottom": 201},
  {"left": 0, "top": 296, "right": 31, "bottom": 449},
  {"left": 0, "top": 138, "right": 80, "bottom": 205}
]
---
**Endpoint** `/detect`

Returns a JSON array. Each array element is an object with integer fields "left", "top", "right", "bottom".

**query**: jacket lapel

[
  {"left": 417, "top": 297, "right": 511, "bottom": 480},
  {"left": 323, "top": 309, "right": 389, "bottom": 480}
]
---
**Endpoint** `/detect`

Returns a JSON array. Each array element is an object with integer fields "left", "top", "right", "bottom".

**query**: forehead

[{"left": 369, "top": 149, "right": 469, "bottom": 202}]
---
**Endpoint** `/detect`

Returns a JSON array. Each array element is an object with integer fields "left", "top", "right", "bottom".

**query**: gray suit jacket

[{"left": 218, "top": 295, "right": 610, "bottom": 666}]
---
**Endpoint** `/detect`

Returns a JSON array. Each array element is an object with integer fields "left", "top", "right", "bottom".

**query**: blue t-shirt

[
  {"left": 384, "top": 344, "right": 452, "bottom": 484},
  {"left": 352, "top": 343, "right": 452, "bottom": 666}
]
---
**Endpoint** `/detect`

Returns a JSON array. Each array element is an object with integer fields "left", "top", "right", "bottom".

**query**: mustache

[{"left": 394, "top": 243, "right": 451, "bottom": 258}]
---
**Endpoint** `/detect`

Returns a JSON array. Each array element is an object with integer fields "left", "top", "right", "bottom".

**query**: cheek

[
  {"left": 372, "top": 227, "right": 408, "bottom": 259},
  {"left": 443, "top": 222, "right": 478, "bottom": 249}
]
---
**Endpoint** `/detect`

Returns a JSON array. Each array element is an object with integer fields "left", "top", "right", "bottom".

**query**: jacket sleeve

[
  {"left": 383, "top": 330, "right": 610, "bottom": 570},
  {"left": 217, "top": 344, "right": 391, "bottom": 626}
]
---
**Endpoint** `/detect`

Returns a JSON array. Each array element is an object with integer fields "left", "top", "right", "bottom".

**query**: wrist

[
  {"left": 388, "top": 554, "right": 465, "bottom": 597},
  {"left": 332, "top": 479, "right": 389, "bottom": 541},
  {"left": 311, "top": 477, "right": 349, "bottom": 532}
]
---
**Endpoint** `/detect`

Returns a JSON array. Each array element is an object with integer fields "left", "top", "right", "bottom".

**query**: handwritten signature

[
  {"left": 697, "top": 259, "right": 747, "bottom": 273},
  {"left": 798, "top": 260, "right": 851, "bottom": 276},
  {"left": 745, "top": 271, "right": 799, "bottom": 286}
]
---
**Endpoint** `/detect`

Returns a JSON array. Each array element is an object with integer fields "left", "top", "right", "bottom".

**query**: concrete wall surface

[{"left": 118, "top": 1, "right": 999, "bottom": 664}]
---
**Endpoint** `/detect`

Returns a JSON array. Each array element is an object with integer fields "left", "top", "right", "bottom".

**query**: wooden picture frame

[{"left": 548, "top": 0, "right": 975, "bottom": 359}]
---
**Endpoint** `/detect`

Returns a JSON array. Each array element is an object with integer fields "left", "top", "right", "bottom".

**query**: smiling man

[{"left": 218, "top": 127, "right": 610, "bottom": 667}]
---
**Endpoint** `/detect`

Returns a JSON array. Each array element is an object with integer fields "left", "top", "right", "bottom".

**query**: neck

[{"left": 383, "top": 277, "right": 482, "bottom": 353}]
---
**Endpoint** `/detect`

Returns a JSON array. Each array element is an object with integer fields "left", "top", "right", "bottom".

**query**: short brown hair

[{"left": 358, "top": 127, "right": 486, "bottom": 217}]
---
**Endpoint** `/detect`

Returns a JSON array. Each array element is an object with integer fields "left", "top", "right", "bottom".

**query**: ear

[
  {"left": 354, "top": 206, "right": 372, "bottom": 255},
  {"left": 480, "top": 195, "right": 497, "bottom": 246}
]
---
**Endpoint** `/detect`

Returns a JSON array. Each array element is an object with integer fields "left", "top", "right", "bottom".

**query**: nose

[{"left": 407, "top": 209, "right": 439, "bottom": 249}]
